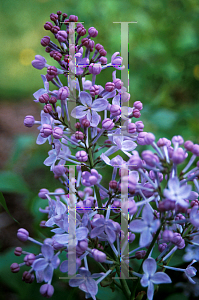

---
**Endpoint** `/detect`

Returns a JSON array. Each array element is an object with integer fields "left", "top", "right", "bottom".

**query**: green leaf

[
  {"left": 0, "top": 171, "right": 29, "bottom": 194},
  {"left": 0, "top": 192, "right": 19, "bottom": 223}
]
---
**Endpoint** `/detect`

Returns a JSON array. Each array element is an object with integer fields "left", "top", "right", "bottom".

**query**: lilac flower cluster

[{"left": 11, "top": 10, "right": 199, "bottom": 300}]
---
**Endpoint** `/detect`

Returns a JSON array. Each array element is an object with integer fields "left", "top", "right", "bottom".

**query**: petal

[
  {"left": 139, "top": 229, "right": 152, "bottom": 247},
  {"left": 69, "top": 275, "right": 85, "bottom": 287},
  {"left": 105, "top": 227, "right": 116, "bottom": 243},
  {"left": 85, "top": 277, "right": 98, "bottom": 296},
  {"left": 60, "top": 260, "right": 68, "bottom": 273},
  {"left": 147, "top": 281, "right": 154, "bottom": 300},
  {"left": 56, "top": 200, "right": 67, "bottom": 215},
  {"left": 41, "top": 244, "right": 54, "bottom": 259},
  {"left": 143, "top": 258, "right": 157, "bottom": 276},
  {"left": 92, "top": 218, "right": 105, "bottom": 227},
  {"left": 33, "top": 88, "right": 46, "bottom": 100},
  {"left": 76, "top": 227, "right": 89, "bottom": 240},
  {"left": 151, "top": 272, "right": 172, "bottom": 284},
  {"left": 90, "top": 110, "right": 100, "bottom": 127},
  {"left": 44, "top": 265, "right": 53, "bottom": 282},
  {"left": 44, "top": 154, "right": 57, "bottom": 166},
  {"left": 179, "top": 184, "right": 192, "bottom": 198},
  {"left": 33, "top": 258, "right": 48, "bottom": 271},
  {"left": 168, "top": 177, "right": 179, "bottom": 191},
  {"left": 80, "top": 91, "right": 92, "bottom": 106},
  {"left": 36, "top": 134, "right": 47, "bottom": 145},
  {"left": 121, "top": 140, "right": 137, "bottom": 151},
  {"left": 53, "top": 234, "right": 69, "bottom": 244},
  {"left": 91, "top": 99, "right": 108, "bottom": 111},
  {"left": 90, "top": 226, "right": 104, "bottom": 238},
  {"left": 45, "top": 217, "right": 55, "bottom": 227},
  {"left": 71, "top": 106, "right": 88, "bottom": 119},
  {"left": 129, "top": 219, "right": 146, "bottom": 233},
  {"left": 100, "top": 153, "right": 111, "bottom": 165},
  {"left": 142, "top": 203, "right": 154, "bottom": 225},
  {"left": 112, "top": 94, "right": 120, "bottom": 106},
  {"left": 140, "top": 274, "right": 149, "bottom": 287}
]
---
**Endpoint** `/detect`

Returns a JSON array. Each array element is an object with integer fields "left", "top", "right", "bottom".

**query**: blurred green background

[{"left": 1, "top": 0, "right": 199, "bottom": 299}]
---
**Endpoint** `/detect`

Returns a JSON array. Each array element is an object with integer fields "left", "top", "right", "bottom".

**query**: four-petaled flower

[
  {"left": 129, "top": 203, "right": 160, "bottom": 247},
  {"left": 32, "top": 244, "right": 60, "bottom": 282},
  {"left": 141, "top": 257, "right": 171, "bottom": 300},
  {"left": 71, "top": 91, "right": 108, "bottom": 127}
]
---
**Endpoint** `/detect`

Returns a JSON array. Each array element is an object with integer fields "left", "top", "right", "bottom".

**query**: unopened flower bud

[
  {"left": 17, "top": 228, "right": 29, "bottom": 242},
  {"left": 88, "top": 63, "right": 102, "bottom": 75},
  {"left": 110, "top": 104, "right": 121, "bottom": 116},
  {"left": 75, "top": 131, "right": 84, "bottom": 140},
  {"left": 38, "top": 188, "right": 49, "bottom": 199},
  {"left": 10, "top": 263, "right": 20, "bottom": 273},
  {"left": 88, "top": 27, "right": 98, "bottom": 37},
  {"left": 22, "top": 271, "right": 35, "bottom": 283},
  {"left": 109, "top": 180, "right": 117, "bottom": 189},
  {"left": 113, "top": 78, "right": 123, "bottom": 89},
  {"left": 52, "top": 127, "right": 63, "bottom": 139},
  {"left": 135, "top": 250, "right": 146, "bottom": 259},
  {"left": 75, "top": 151, "right": 88, "bottom": 162},
  {"left": 41, "top": 36, "right": 50, "bottom": 47},
  {"left": 105, "top": 82, "right": 115, "bottom": 92},
  {"left": 14, "top": 247, "right": 22, "bottom": 256},
  {"left": 40, "top": 284, "right": 54, "bottom": 298},
  {"left": 133, "top": 101, "right": 143, "bottom": 111},
  {"left": 58, "top": 86, "right": 69, "bottom": 100},
  {"left": 43, "top": 104, "right": 52, "bottom": 113},
  {"left": 92, "top": 249, "right": 106, "bottom": 262},
  {"left": 102, "top": 118, "right": 114, "bottom": 130},
  {"left": 184, "top": 140, "right": 194, "bottom": 151},
  {"left": 24, "top": 253, "right": 35, "bottom": 266},
  {"left": 24, "top": 115, "right": 35, "bottom": 127}
]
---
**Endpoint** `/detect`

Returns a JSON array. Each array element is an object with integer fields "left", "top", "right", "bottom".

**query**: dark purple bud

[
  {"left": 144, "top": 133, "right": 155, "bottom": 145},
  {"left": 149, "top": 170, "right": 163, "bottom": 182},
  {"left": 81, "top": 119, "right": 90, "bottom": 128},
  {"left": 99, "top": 57, "right": 107, "bottom": 64},
  {"left": 39, "top": 93, "right": 50, "bottom": 104},
  {"left": 162, "top": 230, "right": 174, "bottom": 242},
  {"left": 109, "top": 180, "right": 117, "bottom": 189},
  {"left": 158, "top": 243, "right": 167, "bottom": 253},
  {"left": 81, "top": 37, "right": 89, "bottom": 47},
  {"left": 184, "top": 140, "right": 194, "bottom": 151},
  {"left": 41, "top": 36, "right": 50, "bottom": 47},
  {"left": 56, "top": 30, "right": 67, "bottom": 42},
  {"left": 40, "top": 284, "right": 54, "bottom": 298},
  {"left": 69, "top": 15, "right": 78, "bottom": 22},
  {"left": 168, "top": 146, "right": 174, "bottom": 158},
  {"left": 75, "top": 131, "right": 84, "bottom": 140},
  {"left": 52, "top": 51, "right": 62, "bottom": 61},
  {"left": 133, "top": 101, "right": 143, "bottom": 111},
  {"left": 158, "top": 199, "right": 175, "bottom": 212},
  {"left": 88, "top": 63, "right": 102, "bottom": 75},
  {"left": 135, "top": 121, "right": 144, "bottom": 132},
  {"left": 89, "top": 85, "right": 100, "bottom": 96},
  {"left": 192, "top": 144, "right": 199, "bottom": 156},
  {"left": 99, "top": 48, "right": 107, "bottom": 56},
  {"left": 44, "top": 22, "right": 53, "bottom": 30},
  {"left": 92, "top": 249, "right": 106, "bottom": 262},
  {"left": 22, "top": 271, "right": 35, "bottom": 283},
  {"left": 135, "top": 250, "right": 146, "bottom": 259},
  {"left": 17, "top": 228, "right": 29, "bottom": 242},
  {"left": 24, "top": 253, "right": 35, "bottom": 266},
  {"left": 75, "top": 122, "right": 81, "bottom": 129},
  {"left": 52, "top": 127, "right": 63, "bottom": 139},
  {"left": 132, "top": 108, "right": 141, "bottom": 118},
  {"left": 10, "top": 263, "right": 20, "bottom": 273},
  {"left": 113, "top": 78, "right": 123, "bottom": 89},
  {"left": 127, "top": 123, "right": 136, "bottom": 134},
  {"left": 45, "top": 47, "right": 51, "bottom": 53},
  {"left": 24, "top": 115, "right": 35, "bottom": 127},
  {"left": 88, "top": 27, "right": 98, "bottom": 37},
  {"left": 46, "top": 74, "right": 54, "bottom": 81},
  {"left": 57, "top": 11, "right": 62, "bottom": 15},
  {"left": 102, "top": 118, "right": 114, "bottom": 130},
  {"left": 105, "top": 82, "right": 115, "bottom": 92},
  {"left": 50, "top": 13, "right": 58, "bottom": 21},
  {"left": 53, "top": 165, "right": 66, "bottom": 177},
  {"left": 58, "top": 86, "right": 69, "bottom": 100},
  {"left": 75, "top": 151, "right": 88, "bottom": 162},
  {"left": 14, "top": 247, "right": 22, "bottom": 256},
  {"left": 47, "top": 66, "right": 57, "bottom": 76},
  {"left": 38, "top": 188, "right": 49, "bottom": 199},
  {"left": 40, "top": 221, "right": 47, "bottom": 228},
  {"left": 95, "top": 43, "right": 103, "bottom": 51},
  {"left": 77, "top": 26, "right": 86, "bottom": 36},
  {"left": 49, "top": 96, "right": 57, "bottom": 104},
  {"left": 43, "top": 104, "right": 52, "bottom": 113},
  {"left": 62, "top": 13, "right": 68, "bottom": 19}
]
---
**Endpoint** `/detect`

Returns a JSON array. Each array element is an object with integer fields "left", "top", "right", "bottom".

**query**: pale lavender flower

[
  {"left": 69, "top": 53, "right": 89, "bottom": 75},
  {"left": 69, "top": 268, "right": 102, "bottom": 300},
  {"left": 71, "top": 91, "right": 108, "bottom": 127},
  {"left": 141, "top": 257, "right": 171, "bottom": 300},
  {"left": 32, "top": 244, "right": 60, "bottom": 282},
  {"left": 90, "top": 218, "right": 116, "bottom": 243},
  {"left": 129, "top": 203, "right": 160, "bottom": 247},
  {"left": 189, "top": 205, "right": 199, "bottom": 227},
  {"left": 163, "top": 177, "right": 192, "bottom": 207},
  {"left": 111, "top": 52, "right": 125, "bottom": 70},
  {"left": 53, "top": 226, "right": 89, "bottom": 245},
  {"left": 33, "top": 75, "right": 49, "bottom": 102}
]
